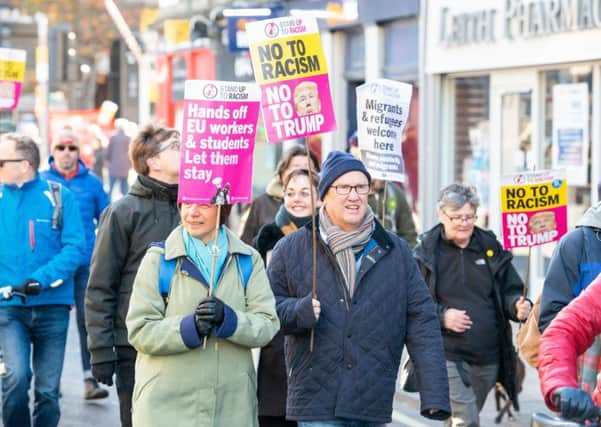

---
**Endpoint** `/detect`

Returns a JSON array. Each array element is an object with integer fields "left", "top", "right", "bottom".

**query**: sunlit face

[
  {"left": 438, "top": 203, "right": 477, "bottom": 247},
  {"left": 152, "top": 134, "right": 181, "bottom": 184},
  {"left": 52, "top": 142, "right": 80, "bottom": 173},
  {"left": 284, "top": 174, "right": 318, "bottom": 218},
  {"left": 294, "top": 83, "right": 321, "bottom": 116},
  {"left": 322, "top": 171, "right": 369, "bottom": 232},
  {"left": 181, "top": 203, "right": 219, "bottom": 244},
  {"left": 0, "top": 139, "right": 29, "bottom": 186}
]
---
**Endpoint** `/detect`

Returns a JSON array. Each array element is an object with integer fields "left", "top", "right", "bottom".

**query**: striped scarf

[{"left": 319, "top": 205, "right": 375, "bottom": 297}]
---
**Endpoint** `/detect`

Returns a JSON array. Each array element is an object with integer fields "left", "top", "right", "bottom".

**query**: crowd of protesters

[{"left": 5, "top": 118, "right": 601, "bottom": 427}]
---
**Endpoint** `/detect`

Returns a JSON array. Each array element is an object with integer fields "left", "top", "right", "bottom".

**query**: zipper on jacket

[{"left": 29, "top": 220, "right": 35, "bottom": 251}]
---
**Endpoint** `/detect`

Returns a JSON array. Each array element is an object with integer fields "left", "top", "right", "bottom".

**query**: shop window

[
  {"left": 453, "top": 76, "right": 490, "bottom": 224},
  {"left": 543, "top": 67, "right": 592, "bottom": 227}
]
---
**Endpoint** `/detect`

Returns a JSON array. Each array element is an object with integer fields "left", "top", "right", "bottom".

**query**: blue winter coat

[
  {"left": 0, "top": 174, "right": 85, "bottom": 306},
  {"left": 42, "top": 158, "right": 109, "bottom": 263},
  {"left": 267, "top": 218, "right": 450, "bottom": 423}
]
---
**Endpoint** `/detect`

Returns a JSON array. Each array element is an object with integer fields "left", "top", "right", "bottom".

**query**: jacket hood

[
  {"left": 164, "top": 224, "right": 254, "bottom": 261},
  {"left": 577, "top": 201, "right": 601, "bottom": 229},
  {"left": 265, "top": 177, "right": 283, "bottom": 200}
]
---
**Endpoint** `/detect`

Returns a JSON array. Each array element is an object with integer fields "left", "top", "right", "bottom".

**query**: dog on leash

[{"left": 494, "top": 357, "right": 526, "bottom": 423}]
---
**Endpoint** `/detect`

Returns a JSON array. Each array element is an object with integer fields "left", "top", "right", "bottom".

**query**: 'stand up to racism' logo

[
  {"left": 203, "top": 83, "right": 218, "bottom": 99},
  {"left": 264, "top": 22, "right": 279, "bottom": 38}
]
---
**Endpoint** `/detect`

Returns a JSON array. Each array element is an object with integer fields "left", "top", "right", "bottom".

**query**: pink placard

[
  {"left": 178, "top": 81, "right": 261, "bottom": 205},
  {"left": 501, "top": 207, "right": 567, "bottom": 249},
  {"left": 0, "top": 81, "right": 22, "bottom": 110},
  {"left": 259, "top": 74, "right": 336, "bottom": 143}
]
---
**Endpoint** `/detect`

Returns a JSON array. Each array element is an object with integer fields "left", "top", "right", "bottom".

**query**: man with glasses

[
  {"left": 414, "top": 183, "right": 532, "bottom": 427},
  {"left": 41, "top": 130, "right": 110, "bottom": 400},
  {"left": 0, "top": 133, "right": 85, "bottom": 427},
  {"left": 268, "top": 151, "right": 451, "bottom": 426},
  {"left": 85, "top": 124, "right": 181, "bottom": 427}
]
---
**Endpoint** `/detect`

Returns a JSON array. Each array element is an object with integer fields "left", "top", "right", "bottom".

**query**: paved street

[{"left": 0, "top": 312, "right": 554, "bottom": 426}]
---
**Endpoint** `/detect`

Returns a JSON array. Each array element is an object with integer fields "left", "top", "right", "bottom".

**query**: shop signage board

[
  {"left": 355, "top": 79, "right": 412, "bottom": 182},
  {"left": 178, "top": 80, "right": 261, "bottom": 204},
  {"left": 246, "top": 16, "right": 336, "bottom": 143},
  {"left": 500, "top": 169, "right": 567, "bottom": 249},
  {"left": 552, "top": 83, "right": 589, "bottom": 186},
  {"left": 0, "top": 48, "right": 26, "bottom": 111}
]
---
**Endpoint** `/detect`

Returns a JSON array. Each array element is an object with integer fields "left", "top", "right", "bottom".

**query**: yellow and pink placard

[
  {"left": 246, "top": 16, "right": 336, "bottom": 143},
  {"left": 0, "top": 48, "right": 26, "bottom": 111},
  {"left": 500, "top": 169, "right": 567, "bottom": 249},
  {"left": 178, "top": 80, "right": 261, "bottom": 205}
]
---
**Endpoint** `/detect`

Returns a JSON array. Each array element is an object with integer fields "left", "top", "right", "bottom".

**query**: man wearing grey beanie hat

[{"left": 267, "top": 150, "right": 451, "bottom": 425}]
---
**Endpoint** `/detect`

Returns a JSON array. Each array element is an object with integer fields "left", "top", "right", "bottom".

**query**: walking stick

[
  {"left": 203, "top": 204, "right": 222, "bottom": 351},
  {"left": 305, "top": 138, "right": 318, "bottom": 352}
]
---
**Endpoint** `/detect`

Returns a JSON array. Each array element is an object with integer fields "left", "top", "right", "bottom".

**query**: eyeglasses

[
  {"left": 443, "top": 211, "right": 478, "bottom": 225},
  {"left": 157, "top": 138, "right": 181, "bottom": 154},
  {"left": 330, "top": 184, "right": 370, "bottom": 196},
  {"left": 0, "top": 158, "right": 25, "bottom": 168},
  {"left": 55, "top": 145, "right": 79, "bottom": 152}
]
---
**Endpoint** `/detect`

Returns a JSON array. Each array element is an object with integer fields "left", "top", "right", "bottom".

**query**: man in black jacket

[
  {"left": 268, "top": 151, "right": 450, "bottom": 425},
  {"left": 85, "top": 124, "right": 181, "bottom": 427}
]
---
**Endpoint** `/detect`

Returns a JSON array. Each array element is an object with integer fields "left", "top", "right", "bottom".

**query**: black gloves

[
  {"left": 21, "top": 279, "right": 41, "bottom": 295},
  {"left": 195, "top": 296, "right": 225, "bottom": 328},
  {"left": 92, "top": 361, "right": 115, "bottom": 386},
  {"left": 194, "top": 316, "right": 213, "bottom": 338},
  {"left": 554, "top": 387, "right": 599, "bottom": 422}
]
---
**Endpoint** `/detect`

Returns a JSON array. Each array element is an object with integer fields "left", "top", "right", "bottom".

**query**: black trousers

[{"left": 115, "top": 346, "right": 136, "bottom": 427}]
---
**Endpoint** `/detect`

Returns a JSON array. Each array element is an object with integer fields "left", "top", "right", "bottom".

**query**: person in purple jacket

[
  {"left": 106, "top": 119, "right": 132, "bottom": 198},
  {"left": 41, "top": 130, "right": 110, "bottom": 400}
]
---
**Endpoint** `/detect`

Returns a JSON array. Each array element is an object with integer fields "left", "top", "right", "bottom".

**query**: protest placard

[
  {"left": 246, "top": 16, "right": 336, "bottom": 143},
  {"left": 356, "top": 79, "right": 412, "bottom": 182},
  {"left": 500, "top": 169, "right": 567, "bottom": 249},
  {"left": 178, "top": 80, "right": 261, "bottom": 204},
  {"left": 0, "top": 48, "right": 26, "bottom": 111}
]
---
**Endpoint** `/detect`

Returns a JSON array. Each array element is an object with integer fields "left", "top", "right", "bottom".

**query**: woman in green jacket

[{"left": 126, "top": 203, "right": 280, "bottom": 427}]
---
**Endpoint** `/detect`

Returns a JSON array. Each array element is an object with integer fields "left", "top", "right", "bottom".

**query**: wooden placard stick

[{"left": 305, "top": 138, "right": 318, "bottom": 352}]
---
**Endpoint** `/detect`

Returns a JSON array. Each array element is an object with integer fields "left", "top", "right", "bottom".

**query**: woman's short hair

[
  {"left": 2, "top": 133, "right": 40, "bottom": 170},
  {"left": 276, "top": 145, "right": 320, "bottom": 183},
  {"left": 283, "top": 168, "right": 319, "bottom": 190},
  {"left": 129, "top": 123, "right": 179, "bottom": 175},
  {"left": 437, "top": 183, "right": 480, "bottom": 211}
]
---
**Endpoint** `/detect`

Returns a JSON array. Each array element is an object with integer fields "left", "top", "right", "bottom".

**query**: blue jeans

[
  {"left": 298, "top": 421, "right": 385, "bottom": 427},
  {"left": 0, "top": 305, "right": 70, "bottom": 427},
  {"left": 74, "top": 265, "right": 91, "bottom": 373}
]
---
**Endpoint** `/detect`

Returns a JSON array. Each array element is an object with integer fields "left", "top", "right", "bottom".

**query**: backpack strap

[
  {"left": 236, "top": 253, "right": 253, "bottom": 290},
  {"left": 150, "top": 241, "right": 177, "bottom": 306},
  {"left": 47, "top": 180, "right": 63, "bottom": 230}
]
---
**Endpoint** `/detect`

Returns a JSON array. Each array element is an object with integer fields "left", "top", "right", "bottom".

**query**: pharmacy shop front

[{"left": 420, "top": 0, "right": 601, "bottom": 293}]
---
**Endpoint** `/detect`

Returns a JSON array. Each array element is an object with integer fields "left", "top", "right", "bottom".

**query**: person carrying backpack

[
  {"left": 0, "top": 134, "right": 85, "bottom": 427},
  {"left": 126, "top": 202, "right": 279, "bottom": 427}
]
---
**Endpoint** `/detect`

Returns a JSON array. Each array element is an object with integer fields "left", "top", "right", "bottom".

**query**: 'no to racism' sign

[{"left": 246, "top": 16, "right": 336, "bottom": 143}]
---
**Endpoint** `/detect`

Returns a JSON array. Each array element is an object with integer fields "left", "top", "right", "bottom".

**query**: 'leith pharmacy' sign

[{"left": 427, "top": 0, "right": 601, "bottom": 73}]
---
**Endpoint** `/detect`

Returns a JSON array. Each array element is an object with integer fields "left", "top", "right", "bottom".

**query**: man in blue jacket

[
  {"left": 268, "top": 151, "right": 450, "bottom": 426},
  {"left": 41, "top": 130, "right": 110, "bottom": 400},
  {"left": 0, "top": 133, "right": 85, "bottom": 427}
]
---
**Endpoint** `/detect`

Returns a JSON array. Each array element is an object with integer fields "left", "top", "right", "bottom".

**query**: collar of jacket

[
  {"left": 304, "top": 213, "right": 394, "bottom": 253},
  {"left": 415, "top": 223, "right": 512, "bottom": 276},
  {"left": 46, "top": 157, "right": 88, "bottom": 179},
  {"left": 131, "top": 174, "right": 179, "bottom": 202},
  {"left": 163, "top": 224, "right": 253, "bottom": 262}
]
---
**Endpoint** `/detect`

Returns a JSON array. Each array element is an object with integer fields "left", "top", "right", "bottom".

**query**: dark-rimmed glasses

[
  {"left": 55, "top": 145, "right": 79, "bottom": 152},
  {"left": 331, "top": 184, "right": 370, "bottom": 196},
  {"left": 442, "top": 211, "right": 477, "bottom": 225},
  {"left": 157, "top": 138, "right": 181, "bottom": 154},
  {"left": 0, "top": 158, "right": 25, "bottom": 168}
]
